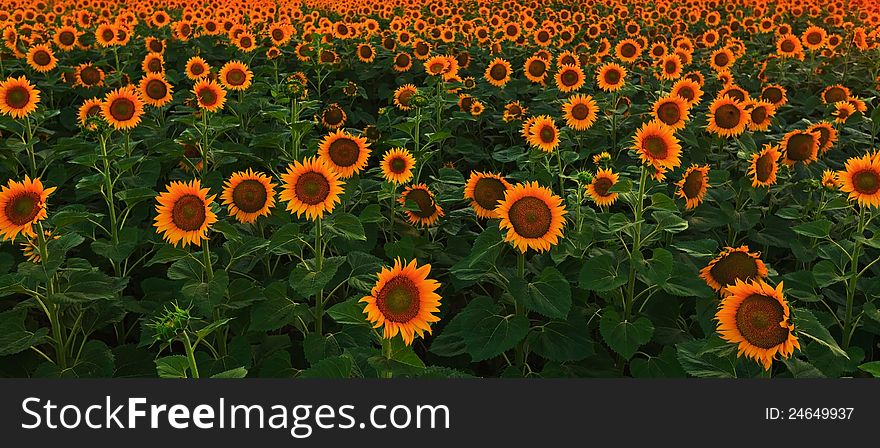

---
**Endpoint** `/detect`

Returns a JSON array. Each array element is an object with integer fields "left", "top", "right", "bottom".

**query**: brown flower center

[
  {"left": 232, "top": 179, "right": 268, "bottom": 213},
  {"left": 710, "top": 251, "right": 759, "bottom": 288},
  {"left": 762, "top": 87, "right": 782, "bottom": 104},
  {"left": 735, "top": 294, "right": 789, "bottom": 349},
  {"left": 389, "top": 156, "right": 408, "bottom": 174},
  {"left": 603, "top": 68, "right": 621, "bottom": 84},
  {"left": 750, "top": 106, "right": 767, "bottom": 124},
  {"left": 643, "top": 135, "right": 668, "bottom": 158},
  {"left": 657, "top": 102, "right": 681, "bottom": 125},
  {"left": 852, "top": 170, "right": 880, "bottom": 195},
  {"left": 5, "top": 191, "right": 41, "bottom": 225},
  {"left": 682, "top": 170, "right": 704, "bottom": 199},
  {"left": 755, "top": 153, "right": 774, "bottom": 183},
  {"left": 32, "top": 50, "right": 51, "bottom": 66},
  {"left": 171, "top": 194, "right": 206, "bottom": 231},
  {"left": 328, "top": 137, "right": 360, "bottom": 167},
  {"left": 786, "top": 133, "right": 815, "bottom": 161},
  {"left": 538, "top": 124, "right": 555, "bottom": 143},
  {"left": 323, "top": 107, "right": 344, "bottom": 126},
  {"left": 198, "top": 86, "right": 218, "bottom": 106},
  {"left": 527, "top": 59, "right": 546, "bottom": 77},
  {"left": 780, "top": 39, "right": 795, "bottom": 53},
  {"left": 489, "top": 64, "right": 507, "bottom": 81},
  {"left": 294, "top": 171, "right": 331, "bottom": 205},
  {"left": 824, "top": 87, "right": 846, "bottom": 103},
  {"left": 147, "top": 58, "right": 162, "bottom": 73},
  {"left": 561, "top": 68, "right": 579, "bottom": 86},
  {"left": 508, "top": 196, "right": 552, "bottom": 238},
  {"left": 225, "top": 68, "right": 246, "bottom": 86},
  {"left": 571, "top": 103, "right": 590, "bottom": 121},
  {"left": 473, "top": 177, "right": 507, "bottom": 210},
  {"left": 593, "top": 177, "right": 613, "bottom": 197},
  {"left": 109, "top": 97, "right": 135, "bottom": 121},
  {"left": 145, "top": 79, "right": 167, "bottom": 100},
  {"left": 620, "top": 43, "right": 636, "bottom": 58},
  {"left": 714, "top": 104, "right": 742, "bottom": 129},
  {"left": 376, "top": 275, "right": 420, "bottom": 322},
  {"left": 59, "top": 31, "right": 75, "bottom": 46},
  {"left": 405, "top": 188, "right": 437, "bottom": 218},
  {"left": 5, "top": 86, "right": 30, "bottom": 109}
]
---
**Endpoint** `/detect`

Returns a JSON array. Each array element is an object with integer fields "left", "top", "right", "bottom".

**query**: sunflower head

[
  {"left": 153, "top": 179, "right": 217, "bottom": 247},
  {"left": 399, "top": 183, "right": 444, "bottom": 227},
  {"left": 496, "top": 181, "right": 566, "bottom": 253},
  {"left": 221, "top": 169, "right": 277, "bottom": 223},
  {"left": 527, "top": 115, "right": 559, "bottom": 153},
  {"left": 653, "top": 95, "right": 689, "bottom": 130},
  {"left": 317, "top": 129, "right": 371, "bottom": 178},
  {"left": 675, "top": 164, "right": 710, "bottom": 210},
  {"left": 101, "top": 86, "right": 144, "bottom": 130},
  {"left": 749, "top": 144, "right": 781, "bottom": 188},
  {"left": 279, "top": 157, "right": 344, "bottom": 221},
  {"left": 139, "top": 74, "right": 173, "bottom": 108},
  {"left": 0, "top": 76, "right": 40, "bottom": 119},
  {"left": 837, "top": 153, "right": 880, "bottom": 208},
  {"left": 586, "top": 168, "right": 619, "bottom": 207},
  {"left": 781, "top": 130, "right": 820, "bottom": 166},
  {"left": 700, "top": 245, "right": 769, "bottom": 292},
  {"left": 706, "top": 96, "right": 749, "bottom": 138},
  {"left": 464, "top": 171, "right": 513, "bottom": 218},
  {"left": 597, "top": 62, "right": 626, "bottom": 92},
  {"left": 632, "top": 120, "right": 682, "bottom": 171},
  {"left": 555, "top": 64, "right": 585, "bottom": 92},
  {"left": 219, "top": 61, "right": 253, "bottom": 91},
  {"left": 0, "top": 176, "right": 57, "bottom": 241},
  {"left": 380, "top": 148, "right": 416, "bottom": 185},
  {"left": 484, "top": 57, "right": 512, "bottom": 87},
  {"left": 192, "top": 79, "right": 227, "bottom": 113},
  {"left": 360, "top": 258, "right": 442, "bottom": 345}
]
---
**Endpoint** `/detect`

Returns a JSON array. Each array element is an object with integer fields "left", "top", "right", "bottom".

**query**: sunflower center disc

[
  {"left": 604, "top": 69, "right": 620, "bottom": 84},
  {"left": 473, "top": 178, "right": 506, "bottom": 210},
  {"left": 621, "top": 44, "right": 635, "bottom": 57},
  {"left": 328, "top": 138, "right": 360, "bottom": 167},
  {"left": 677, "top": 86, "right": 694, "bottom": 101},
  {"left": 295, "top": 172, "right": 331, "bottom": 205},
  {"left": 324, "top": 108, "right": 343, "bottom": 125},
  {"left": 171, "top": 194, "right": 206, "bottom": 231},
  {"left": 755, "top": 154, "right": 774, "bottom": 182},
  {"left": 509, "top": 196, "right": 552, "bottom": 238},
  {"left": 735, "top": 294, "right": 790, "bottom": 349},
  {"left": 376, "top": 276, "right": 420, "bottom": 322},
  {"left": 780, "top": 40, "right": 795, "bottom": 52},
  {"left": 110, "top": 98, "right": 136, "bottom": 121},
  {"left": 682, "top": 171, "right": 703, "bottom": 199},
  {"left": 658, "top": 102, "right": 681, "bottom": 125},
  {"left": 102, "top": 30, "right": 115, "bottom": 42},
  {"left": 562, "top": 70, "right": 578, "bottom": 86},
  {"left": 406, "top": 189, "right": 436, "bottom": 218},
  {"left": 539, "top": 125, "right": 555, "bottom": 143},
  {"left": 786, "top": 133, "right": 815, "bottom": 161},
  {"left": 714, "top": 53, "right": 728, "bottom": 67},
  {"left": 397, "top": 90, "right": 413, "bottom": 106},
  {"left": 148, "top": 59, "right": 162, "bottom": 73},
  {"left": 490, "top": 65, "right": 506, "bottom": 80},
  {"left": 6, "top": 192, "right": 40, "bottom": 225},
  {"left": 664, "top": 60, "right": 676, "bottom": 73},
  {"left": 715, "top": 104, "right": 741, "bottom": 129},
  {"left": 825, "top": 87, "right": 845, "bottom": 103},
  {"left": 763, "top": 88, "right": 782, "bottom": 103},
  {"left": 232, "top": 179, "right": 268, "bottom": 213},
  {"left": 571, "top": 103, "right": 589, "bottom": 120},
  {"left": 33, "top": 51, "right": 51, "bottom": 66},
  {"left": 644, "top": 136, "right": 668, "bottom": 158},
  {"left": 750, "top": 107, "right": 767, "bottom": 124},
  {"left": 6, "top": 87, "right": 30, "bottom": 108},
  {"left": 198, "top": 87, "right": 217, "bottom": 106},
  {"left": 593, "top": 177, "right": 613, "bottom": 197},
  {"left": 191, "top": 64, "right": 204, "bottom": 76},
  {"left": 390, "top": 157, "right": 407, "bottom": 174},
  {"left": 807, "top": 34, "right": 821, "bottom": 44},
  {"left": 60, "top": 32, "right": 74, "bottom": 45},
  {"left": 710, "top": 251, "right": 759, "bottom": 288},
  {"left": 528, "top": 60, "right": 546, "bottom": 77},
  {"left": 853, "top": 170, "right": 880, "bottom": 195},
  {"left": 227, "top": 69, "right": 246, "bottom": 85},
  {"left": 146, "top": 80, "right": 167, "bottom": 99}
]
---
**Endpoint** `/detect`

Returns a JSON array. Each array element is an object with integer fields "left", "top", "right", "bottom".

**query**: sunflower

[
  {"left": 776, "top": 34, "right": 804, "bottom": 59},
  {"left": 632, "top": 120, "right": 681, "bottom": 170},
  {"left": 78, "top": 98, "right": 103, "bottom": 130},
  {"left": 716, "top": 279, "right": 799, "bottom": 370},
  {"left": 527, "top": 115, "right": 560, "bottom": 153},
  {"left": 676, "top": 164, "right": 710, "bottom": 210},
  {"left": 708, "top": 48, "right": 735, "bottom": 72},
  {"left": 562, "top": 94, "right": 598, "bottom": 131},
  {"left": 424, "top": 55, "right": 450, "bottom": 76},
  {"left": 0, "top": 176, "right": 56, "bottom": 241},
  {"left": 74, "top": 63, "right": 105, "bottom": 88},
  {"left": 153, "top": 179, "right": 217, "bottom": 247},
  {"left": 700, "top": 245, "right": 769, "bottom": 292},
  {"left": 808, "top": 122, "right": 838, "bottom": 154},
  {"left": 503, "top": 101, "right": 527, "bottom": 122},
  {"left": 219, "top": 61, "right": 253, "bottom": 91},
  {"left": 838, "top": 153, "right": 880, "bottom": 208},
  {"left": 749, "top": 144, "right": 781, "bottom": 187},
  {"left": 393, "top": 84, "right": 418, "bottom": 111},
  {"left": 95, "top": 23, "right": 117, "bottom": 47},
  {"left": 657, "top": 54, "right": 683, "bottom": 81},
  {"left": 356, "top": 44, "right": 375, "bottom": 63},
  {"left": 833, "top": 101, "right": 856, "bottom": 123},
  {"left": 586, "top": 168, "right": 619, "bottom": 206},
  {"left": 0, "top": 76, "right": 40, "bottom": 119},
  {"left": 138, "top": 74, "right": 173, "bottom": 107},
  {"left": 279, "top": 157, "right": 344, "bottom": 221},
  {"left": 483, "top": 57, "right": 512, "bottom": 87},
  {"left": 464, "top": 171, "right": 513, "bottom": 218},
  {"left": 142, "top": 52, "right": 165, "bottom": 75},
  {"left": 670, "top": 78, "right": 704, "bottom": 107},
  {"left": 801, "top": 26, "right": 827, "bottom": 51},
  {"left": 26, "top": 44, "right": 57, "bottom": 72},
  {"left": 380, "top": 148, "right": 416, "bottom": 185},
  {"left": 320, "top": 103, "right": 347, "bottom": 130},
  {"left": 54, "top": 26, "right": 79, "bottom": 51},
  {"left": 101, "top": 86, "right": 144, "bottom": 130},
  {"left": 221, "top": 169, "right": 276, "bottom": 224},
  {"left": 185, "top": 56, "right": 211, "bottom": 80},
  {"left": 399, "top": 184, "right": 444, "bottom": 227},
  {"left": 317, "top": 129, "right": 371, "bottom": 178},
  {"left": 746, "top": 100, "right": 775, "bottom": 131},
  {"left": 360, "top": 259, "right": 441, "bottom": 345},
  {"left": 193, "top": 79, "right": 226, "bottom": 112},
  {"left": 821, "top": 170, "right": 841, "bottom": 189},
  {"left": 761, "top": 84, "right": 788, "bottom": 107},
  {"left": 706, "top": 96, "right": 749, "bottom": 138},
  {"left": 597, "top": 62, "right": 626, "bottom": 92},
  {"left": 555, "top": 64, "right": 585, "bottom": 92},
  {"left": 615, "top": 38, "right": 642, "bottom": 63},
  {"left": 496, "top": 182, "right": 566, "bottom": 253},
  {"left": 523, "top": 55, "right": 549, "bottom": 83},
  {"left": 393, "top": 52, "right": 413, "bottom": 72},
  {"left": 781, "top": 130, "right": 819, "bottom": 166},
  {"left": 652, "top": 95, "right": 689, "bottom": 130}
]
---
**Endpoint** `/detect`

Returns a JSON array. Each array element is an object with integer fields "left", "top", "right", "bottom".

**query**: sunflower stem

[
  {"left": 37, "top": 224, "right": 67, "bottom": 369},
  {"left": 24, "top": 117, "right": 37, "bottom": 178},
  {"left": 514, "top": 251, "right": 526, "bottom": 370},
  {"left": 388, "top": 183, "right": 397, "bottom": 243},
  {"left": 554, "top": 146, "right": 565, "bottom": 198},
  {"left": 182, "top": 332, "right": 200, "bottom": 379},
  {"left": 99, "top": 132, "right": 121, "bottom": 276},
  {"left": 315, "top": 217, "right": 324, "bottom": 335},
  {"left": 843, "top": 206, "right": 867, "bottom": 348},
  {"left": 381, "top": 337, "right": 393, "bottom": 379},
  {"left": 625, "top": 165, "right": 649, "bottom": 320}
]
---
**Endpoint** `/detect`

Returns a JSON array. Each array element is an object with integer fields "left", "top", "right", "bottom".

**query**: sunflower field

[{"left": 0, "top": 0, "right": 879, "bottom": 380}]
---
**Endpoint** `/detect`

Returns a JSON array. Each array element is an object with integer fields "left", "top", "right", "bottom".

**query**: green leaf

[
  {"left": 794, "top": 309, "right": 848, "bottom": 359},
  {"left": 608, "top": 178, "right": 631, "bottom": 193},
  {"left": 675, "top": 339, "right": 736, "bottom": 378},
  {"left": 509, "top": 267, "right": 571, "bottom": 319},
  {"left": 528, "top": 318, "right": 594, "bottom": 362},
  {"left": 303, "top": 333, "right": 342, "bottom": 365},
  {"left": 630, "top": 346, "right": 686, "bottom": 378},
  {"left": 156, "top": 355, "right": 191, "bottom": 378},
  {"left": 249, "top": 282, "right": 299, "bottom": 331},
  {"left": 327, "top": 297, "right": 369, "bottom": 326},
  {"left": 368, "top": 338, "right": 426, "bottom": 376},
  {"left": 651, "top": 211, "right": 688, "bottom": 234},
  {"left": 211, "top": 367, "right": 248, "bottom": 378},
  {"left": 579, "top": 254, "right": 627, "bottom": 292},
  {"left": 459, "top": 297, "right": 529, "bottom": 362},
  {"left": 0, "top": 308, "right": 50, "bottom": 356},
  {"left": 599, "top": 308, "right": 654, "bottom": 360},
  {"left": 792, "top": 219, "right": 832, "bottom": 238},
  {"left": 267, "top": 223, "right": 302, "bottom": 255},
  {"left": 289, "top": 256, "right": 345, "bottom": 297},
  {"left": 327, "top": 213, "right": 366, "bottom": 241},
  {"left": 858, "top": 361, "right": 880, "bottom": 378},
  {"left": 300, "top": 355, "right": 353, "bottom": 378}
]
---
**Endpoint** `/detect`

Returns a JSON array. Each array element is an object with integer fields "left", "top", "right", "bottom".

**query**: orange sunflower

[
  {"left": 761, "top": 84, "right": 788, "bottom": 107},
  {"left": 555, "top": 64, "right": 585, "bottom": 92},
  {"left": 221, "top": 169, "right": 276, "bottom": 223},
  {"left": 219, "top": 61, "right": 253, "bottom": 91},
  {"left": 808, "top": 122, "right": 838, "bottom": 154},
  {"left": 700, "top": 245, "right": 769, "bottom": 292},
  {"left": 781, "top": 130, "right": 819, "bottom": 166},
  {"left": 138, "top": 74, "right": 173, "bottom": 107},
  {"left": 562, "top": 94, "right": 598, "bottom": 131},
  {"left": 670, "top": 78, "right": 704, "bottom": 107},
  {"left": 838, "top": 153, "right": 880, "bottom": 208},
  {"left": 101, "top": 86, "right": 144, "bottom": 130},
  {"left": 78, "top": 98, "right": 103, "bottom": 130},
  {"left": 153, "top": 179, "right": 217, "bottom": 247},
  {"left": 0, "top": 76, "right": 40, "bottom": 119},
  {"left": 746, "top": 100, "right": 775, "bottom": 131},
  {"left": 748, "top": 144, "right": 781, "bottom": 187},
  {"left": 464, "top": 171, "right": 513, "bottom": 218},
  {"left": 632, "top": 120, "right": 682, "bottom": 171},
  {"left": 527, "top": 115, "right": 559, "bottom": 153},
  {"left": 279, "top": 157, "right": 344, "bottom": 221},
  {"left": 193, "top": 79, "right": 226, "bottom": 112},
  {"left": 380, "top": 148, "right": 416, "bottom": 185},
  {"left": 596, "top": 62, "right": 626, "bottom": 92},
  {"left": 399, "top": 184, "right": 444, "bottom": 227},
  {"left": 586, "top": 168, "right": 619, "bottom": 207},
  {"left": 652, "top": 95, "right": 690, "bottom": 130},
  {"left": 676, "top": 164, "right": 710, "bottom": 210},
  {"left": 26, "top": 44, "right": 57, "bottom": 72},
  {"left": 185, "top": 56, "right": 211, "bottom": 80},
  {"left": 484, "top": 57, "right": 512, "bottom": 87},
  {"left": 0, "top": 176, "right": 56, "bottom": 241},
  {"left": 317, "top": 129, "right": 371, "bottom": 178},
  {"left": 833, "top": 101, "right": 856, "bottom": 123},
  {"left": 523, "top": 55, "right": 549, "bottom": 83},
  {"left": 393, "top": 84, "right": 418, "bottom": 111},
  {"left": 706, "top": 97, "right": 749, "bottom": 138},
  {"left": 360, "top": 258, "right": 442, "bottom": 345},
  {"left": 320, "top": 104, "right": 347, "bottom": 130},
  {"left": 716, "top": 279, "right": 799, "bottom": 370},
  {"left": 496, "top": 182, "right": 566, "bottom": 253}
]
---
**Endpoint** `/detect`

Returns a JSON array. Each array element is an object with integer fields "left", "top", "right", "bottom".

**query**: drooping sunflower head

[
  {"left": 464, "top": 171, "right": 513, "bottom": 219},
  {"left": 185, "top": 56, "right": 211, "bottom": 80},
  {"left": 380, "top": 148, "right": 416, "bottom": 185},
  {"left": 221, "top": 169, "right": 276, "bottom": 224},
  {"left": 317, "top": 129, "right": 371, "bottom": 178},
  {"left": 833, "top": 101, "right": 856, "bottom": 123},
  {"left": 586, "top": 168, "right": 619, "bottom": 207},
  {"left": 138, "top": 73, "right": 173, "bottom": 108},
  {"left": 781, "top": 129, "right": 820, "bottom": 166},
  {"left": 320, "top": 103, "right": 347, "bottom": 130},
  {"left": 527, "top": 115, "right": 559, "bottom": 153},
  {"left": 0, "top": 75, "right": 40, "bottom": 119},
  {"left": 562, "top": 94, "right": 598, "bottom": 131},
  {"left": 837, "top": 153, "right": 880, "bottom": 208},
  {"left": 101, "top": 86, "right": 144, "bottom": 130},
  {"left": 632, "top": 120, "right": 682, "bottom": 171},
  {"left": 555, "top": 64, "right": 585, "bottom": 93},
  {"left": 676, "top": 164, "right": 710, "bottom": 210},
  {"left": 749, "top": 144, "right": 781, "bottom": 188},
  {"left": 192, "top": 79, "right": 227, "bottom": 113},
  {"left": 700, "top": 245, "right": 769, "bottom": 292},
  {"left": 360, "top": 258, "right": 442, "bottom": 345},
  {"left": 26, "top": 44, "right": 57, "bottom": 72},
  {"left": 219, "top": 61, "right": 253, "bottom": 91},
  {"left": 393, "top": 84, "right": 418, "bottom": 111},
  {"left": 484, "top": 57, "right": 512, "bottom": 87},
  {"left": 0, "top": 176, "right": 57, "bottom": 241},
  {"left": 706, "top": 96, "right": 749, "bottom": 138},
  {"left": 596, "top": 62, "right": 626, "bottom": 92},
  {"left": 716, "top": 278, "right": 799, "bottom": 370},
  {"left": 153, "top": 179, "right": 217, "bottom": 247},
  {"left": 496, "top": 181, "right": 566, "bottom": 253},
  {"left": 652, "top": 95, "right": 690, "bottom": 130},
  {"left": 279, "top": 156, "right": 344, "bottom": 221},
  {"left": 399, "top": 183, "right": 444, "bottom": 227}
]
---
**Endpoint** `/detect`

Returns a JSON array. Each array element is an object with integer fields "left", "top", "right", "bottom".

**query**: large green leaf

[
  {"left": 509, "top": 267, "right": 571, "bottom": 319},
  {"left": 599, "top": 308, "right": 654, "bottom": 360},
  {"left": 528, "top": 318, "right": 594, "bottom": 362},
  {"left": 579, "top": 254, "right": 628, "bottom": 292},
  {"left": 289, "top": 256, "right": 345, "bottom": 297},
  {"left": 0, "top": 308, "right": 49, "bottom": 356},
  {"left": 459, "top": 297, "right": 529, "bottom": 362}
]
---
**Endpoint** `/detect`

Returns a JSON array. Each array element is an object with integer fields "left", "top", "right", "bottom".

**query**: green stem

[
  {"left": 37, "top": 227, "right": 66, "bottom": 369},
  {"left": 843, "top": 206, "right": 867, "bottom": 348},
  {"left": 315, "top": 217, "right": 324, "bottom": 335},
  {"left": 201, "top": 111, "right": 210, "bottom": 176},
  {"left": 514, "top": 251, "right": 526, "bottom": 369},
  {"left": 24, "top": 118, "right": 36, "bottom": 178},
  {"left": 182, "top": 333, "right": 200, "bottom": 379},
  {"left": 388, "top": 183, "right": 397, "bottom": 243},
  {"left": 625, "top": 165, "right": 648, "bottom": 320},
  {"left": 381, "top": 337, "right": 393, "bottom": 379},
  {"left": 554, "top": 147, "right": 565, "bottom": 198}
]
